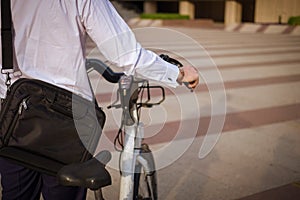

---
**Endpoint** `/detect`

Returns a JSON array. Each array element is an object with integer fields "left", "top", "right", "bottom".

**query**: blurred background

[{"left": 111, "top": 0, "right": 300, "bottom": 26}]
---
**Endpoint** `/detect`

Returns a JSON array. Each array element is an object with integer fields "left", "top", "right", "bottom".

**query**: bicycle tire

[{"left": 133, "top": 143, "right": 158, "bottom": 200}]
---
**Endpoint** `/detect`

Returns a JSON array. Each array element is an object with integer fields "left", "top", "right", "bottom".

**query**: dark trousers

[{"left": 0, "top": 158, "right": 86, "bottom": 200}]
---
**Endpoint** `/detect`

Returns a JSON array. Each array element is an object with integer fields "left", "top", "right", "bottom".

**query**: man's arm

[{"left": 79, "top": 0, "right": 199, "bottom": 89}]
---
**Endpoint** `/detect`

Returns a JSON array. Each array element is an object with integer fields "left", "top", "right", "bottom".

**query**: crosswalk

[
  {"left": 86, "top": 26, "right": 300, "bottom": 199},
  {"left": 2, "top": 25, "right": 296, "bottom": 200}
]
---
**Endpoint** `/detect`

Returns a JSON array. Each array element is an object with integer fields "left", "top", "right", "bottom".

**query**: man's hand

[{"left": 177, "top": 66, "right": 199, "bottom": 90}]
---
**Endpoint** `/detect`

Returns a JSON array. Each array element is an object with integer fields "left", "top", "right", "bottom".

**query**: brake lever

[{"left": 183, "top": 82, "right": 194, "bottom": 92}]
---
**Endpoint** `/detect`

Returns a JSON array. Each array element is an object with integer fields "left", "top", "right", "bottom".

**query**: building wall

[
  {"left": 255, "top": 0, "right": 300, "bottom": 23},
  {"left": 195, "top": 1, "right": 225, "bottom": 22},
  {"left": 238, "top": 0, "right": 255, "bottom": 22},
  {"left": 115, "top": 0, "right": 300, "bottom": 25}
]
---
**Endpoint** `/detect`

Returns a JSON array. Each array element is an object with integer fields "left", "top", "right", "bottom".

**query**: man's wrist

[{"left": 177, "top": 67, "right": 184, "bottom": 84}]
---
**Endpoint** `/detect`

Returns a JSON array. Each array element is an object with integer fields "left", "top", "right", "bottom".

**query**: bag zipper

[
  {"left": 0, "top": 79, "right": 29, "bottom": 120},
  {"left": 18, "top": 98, "right": 28, "bottom": 115},
  {"left": 3, "top": 97, "right": 29, "bottom": 145}
]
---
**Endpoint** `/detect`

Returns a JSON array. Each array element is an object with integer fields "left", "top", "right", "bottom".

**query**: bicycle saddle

[{"left": 57, "top": 150, "right": 112, "bottom": 191}]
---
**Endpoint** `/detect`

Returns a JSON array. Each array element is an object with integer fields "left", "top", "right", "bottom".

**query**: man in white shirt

[{"left": 0, "top": 0, "right": 199, "bottom": 199}]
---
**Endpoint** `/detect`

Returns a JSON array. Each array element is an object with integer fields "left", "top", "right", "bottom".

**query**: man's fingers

[
  {"left": 181, "top": 65, "right": 199, "bottom": 90},
  {"left": 188, "top": 79, "right": 198, "bottom": 89}
]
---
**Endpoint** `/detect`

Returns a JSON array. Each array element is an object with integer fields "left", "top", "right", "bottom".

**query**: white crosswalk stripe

[{"left": 87, "top": 27, "right": 300, "bottom": 200}]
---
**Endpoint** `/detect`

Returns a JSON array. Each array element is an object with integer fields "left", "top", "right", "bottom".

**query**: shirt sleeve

[{"left": 78, "top": 0, "right": 179, "bottom": 87}]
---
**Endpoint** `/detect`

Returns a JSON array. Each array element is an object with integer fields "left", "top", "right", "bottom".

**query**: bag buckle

[
  {"left": 1, "top": 69, "right": 22, "bottom": 90},
  {"left": 1, "top": 69, "right": 13, "bottom": 90}
]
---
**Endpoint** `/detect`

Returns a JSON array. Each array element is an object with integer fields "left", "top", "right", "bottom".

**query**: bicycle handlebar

[
  {"left": 159, "top": 54, "right": 183, "bottom": 68},
  {"left": 87, "top": 55, "right": 183, "bottom": 84},
  {"left": 86, "top": 59, "right": 124, "bottom": 83}
]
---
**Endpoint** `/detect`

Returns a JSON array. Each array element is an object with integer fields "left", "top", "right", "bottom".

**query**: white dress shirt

[{"left": 0, "top": 0, "right": 179, "bottom": 100}]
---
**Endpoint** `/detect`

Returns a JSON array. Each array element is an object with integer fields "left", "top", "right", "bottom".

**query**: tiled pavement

[
  {"left": 1, "top": 26, "right": 299, "bottom": 200},
  {"left": 86, "top": 26, "right": 300, "bottom": 199}
]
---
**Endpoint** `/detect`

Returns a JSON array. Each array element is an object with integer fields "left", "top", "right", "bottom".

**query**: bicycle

[{"left": 57, "top": 54, "right": 183, "bottom": 200}]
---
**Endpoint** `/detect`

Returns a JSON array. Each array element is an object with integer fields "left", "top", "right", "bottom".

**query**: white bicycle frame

[
  {"left": 119, "top": 109, "right": 143, "bottom": 200},
  {"left": 110, "top": 76, "right": 164, "bottom": 200},
  {"left": 87, "top": 59, "right": 165, "bottom": 200},
  {"left": 118, "top": 78, "right": 153, "bottom": 200}
]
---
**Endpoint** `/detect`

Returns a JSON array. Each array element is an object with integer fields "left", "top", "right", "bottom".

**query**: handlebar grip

[
  {"left": 160, "top": 54, "right": 183, "bottom": 68},
  {"left": 86, "top": 59, "right": 124, "bottom": 83}
]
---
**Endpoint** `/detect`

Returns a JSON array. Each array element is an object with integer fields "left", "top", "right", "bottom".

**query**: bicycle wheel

[{"left": 133, "top": 144, "right": 158, "bottom": 200}]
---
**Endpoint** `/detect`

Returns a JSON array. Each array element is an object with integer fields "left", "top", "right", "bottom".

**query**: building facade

[{"left": 115, "top": 0, "right": 300, "bottom": 25}]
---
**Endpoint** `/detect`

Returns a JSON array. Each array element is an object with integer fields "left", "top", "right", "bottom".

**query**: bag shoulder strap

[{"left": 1, "top": 0, "right": 14, "bottom": 71}]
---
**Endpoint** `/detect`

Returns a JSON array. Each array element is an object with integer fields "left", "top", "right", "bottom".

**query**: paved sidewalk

[
  {"left": 86, "top": 26, "right": 300, "bottom": 199},
  {"left": 238, "top": 182, "right": 300, "bottom": 200},
  {"left": 1, "top": 27, "right": 299, "bottom": 200}
]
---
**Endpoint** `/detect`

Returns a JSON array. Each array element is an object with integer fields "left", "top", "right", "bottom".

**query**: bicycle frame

[
  {"left": 119, "top": 112, "right": 144, "bottom": 199},
  {"left": 116, "top": 75, "right": 145, "bottom": 200},
  {"left": 112, "top": 75, "right": 162, "bottom": 200},
  {"left": 85, "top": 58, "right": 169, "bottom": 200}
]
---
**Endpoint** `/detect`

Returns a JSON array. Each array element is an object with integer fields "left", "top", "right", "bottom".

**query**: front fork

[
  {"left": 119, "top": 118, "right": 144, "bottom": 200},
  {"left": 118, "top": 75, "right": 144, "bottom": 200}
]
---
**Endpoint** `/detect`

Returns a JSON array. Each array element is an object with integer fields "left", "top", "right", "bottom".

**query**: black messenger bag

[{"left": 0, "top": 0, "right": 105, "bottom": 176}]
